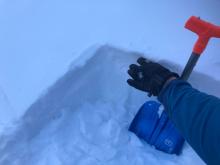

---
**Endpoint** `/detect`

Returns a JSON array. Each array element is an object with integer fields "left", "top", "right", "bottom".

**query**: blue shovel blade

[
  {"left": 129, "top": 101, "right": 185, "bottom": 155},
  {"left": 129, "top": 101, "right": 161, "bottom": 142}
]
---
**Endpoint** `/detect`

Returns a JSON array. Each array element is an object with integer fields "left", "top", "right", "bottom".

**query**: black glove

[{"left": 127, "top": 57, "right": 179, "bottom": 96}]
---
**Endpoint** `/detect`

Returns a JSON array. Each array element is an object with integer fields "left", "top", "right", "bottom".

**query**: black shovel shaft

[{"left": 180, "top": 52, "right": 200, "bottom": 81}]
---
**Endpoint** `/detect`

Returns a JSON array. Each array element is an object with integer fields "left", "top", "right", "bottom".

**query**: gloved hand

[{"left": 127, "top": 57, "right": 179, "bottom": 96}]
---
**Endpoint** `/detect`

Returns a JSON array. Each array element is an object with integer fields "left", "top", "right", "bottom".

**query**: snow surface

[
  {"left": 2, "top": 45, "right": 219, "bottom": 164},
  {"left": 0, "top": 0, "right": 220, "bottom": 164}
]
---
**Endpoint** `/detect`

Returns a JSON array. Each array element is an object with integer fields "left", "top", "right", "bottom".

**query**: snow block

[{"left": 129, "top": 101, "right": 185, "bottom": 154}]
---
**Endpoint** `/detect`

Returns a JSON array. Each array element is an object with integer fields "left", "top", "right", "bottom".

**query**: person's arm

[
  {"left": 127, "top": 57, "right": 220, "bottom": 164},
  {"left": 159, "top": 80, "right": 220, "bottom": 165}
]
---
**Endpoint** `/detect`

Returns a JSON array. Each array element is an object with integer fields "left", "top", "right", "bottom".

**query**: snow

[
  {"left": 0, "top": 46, "right": 206, "bottom": 164},
  {"left": 0, "top": 0, "right": 220, "bottom": 164},
  {"left": 0, "top": 0, "right": 220, "bottom": 118},
  {"left": 0, "top": 88, "right": 15, "bottom": 134}
]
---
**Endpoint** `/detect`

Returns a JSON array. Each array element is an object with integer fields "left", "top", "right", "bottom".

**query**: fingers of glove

[
  {"left": 129, "top": 64, "right": 139, "bottom": 70},
  {"left": 127, "top": 79, "right": 144, "bottom": 91},
  {"left": 137, "top": 57, "right": 150, "bottom": 66},
  {"left": 128, "top": 69, "right": 139, "bottom": 80},
  {"left": 128, "top": 64, "right": 142, "bottom": 80}
]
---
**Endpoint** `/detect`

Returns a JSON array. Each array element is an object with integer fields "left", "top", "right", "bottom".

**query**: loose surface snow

[{"left": 1, "top": 46, "right": 216, "bottom": 164}]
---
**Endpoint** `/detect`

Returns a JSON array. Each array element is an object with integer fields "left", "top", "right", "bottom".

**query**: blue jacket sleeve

[{"left": 158, "top": 80, "right": 220, "bottom": 165}]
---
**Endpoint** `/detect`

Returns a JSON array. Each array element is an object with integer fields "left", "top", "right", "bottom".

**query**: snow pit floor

[{"left": 0, "top": 45, "right": 212, "bottom": 165}]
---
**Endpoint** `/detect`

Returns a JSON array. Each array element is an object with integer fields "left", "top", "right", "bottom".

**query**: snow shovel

[{"left": 129, "top": 16, "right": 220, "bottom": 154}]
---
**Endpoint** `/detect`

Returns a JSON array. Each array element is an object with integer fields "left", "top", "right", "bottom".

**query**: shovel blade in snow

[{"left": 129, "top": 101, "right": 185, "bottom": 155}]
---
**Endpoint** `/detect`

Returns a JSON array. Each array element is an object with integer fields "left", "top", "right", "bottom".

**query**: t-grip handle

[
  {"left": 185, "top": 16, "right": 220, "bottom": 55},
  {"left": 181, "top": 16, "right": 220, "bottom": 80}
]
